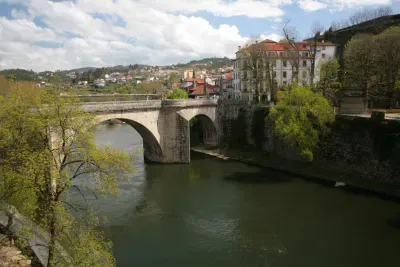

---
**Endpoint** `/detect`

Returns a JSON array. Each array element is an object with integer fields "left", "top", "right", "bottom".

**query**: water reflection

[{"left": 67, "top": 124, "right": 400, "bottom": 267}]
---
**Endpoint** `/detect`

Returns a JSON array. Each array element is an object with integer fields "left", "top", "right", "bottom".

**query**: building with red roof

[
  {"left": 186, "top": 83, "right": 215, "bottom": 99},
  {"left": 234, "top": 38, "right": 338, "bottom": 102}
]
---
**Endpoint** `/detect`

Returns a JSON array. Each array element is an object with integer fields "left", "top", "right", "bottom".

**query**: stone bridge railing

[{"left": 77, "top": 99, "right": 218, "bottom": 113}]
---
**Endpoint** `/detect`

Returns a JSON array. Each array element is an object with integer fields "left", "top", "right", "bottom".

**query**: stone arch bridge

[{"left": 79, "top": 99, "right": 219, "bottom": 163}]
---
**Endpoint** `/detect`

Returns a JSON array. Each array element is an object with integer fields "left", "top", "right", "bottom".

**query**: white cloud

[
  {"left": 260, "top": 33, "right": 284, "bottom": 42},
  {"left": 77, "top": 0, "right": 287, "bottom": 19},
  {"left": 297, "top": 0, "right": 327, "bottom": 11},
  {"left": 296, "top": 0, "right": 392, "bottom": 11},
  {"left": 10, "top": 9, "right": 30, "bottom": 20},
  {"left": 0, "top": 0, "right": 250, "bottom": 71},
  {"left": 0, "top": 0, "right": 396, "bottom": 71}
]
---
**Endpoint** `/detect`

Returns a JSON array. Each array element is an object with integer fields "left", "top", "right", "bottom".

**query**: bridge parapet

[
  {"left": 78, "top": 99, "right": 218, "bottom": 113},
  {"left": 162, "top": 99, "right": 218, "bottom": 108},
  {"left": 78, "top": 100, "right": 162, "bottom": 113}
]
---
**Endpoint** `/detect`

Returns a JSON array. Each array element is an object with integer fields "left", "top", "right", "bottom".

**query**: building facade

[{"left": 234, "top": 39, "right": 337, "bottom": 102}]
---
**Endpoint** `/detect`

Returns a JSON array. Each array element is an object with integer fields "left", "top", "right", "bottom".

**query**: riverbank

[{"left": 191, "top": 147, "right": 400, "bottom": 198}]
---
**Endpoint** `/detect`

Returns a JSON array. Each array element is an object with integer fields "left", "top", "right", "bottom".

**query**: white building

[{"left": 234, "top": 39, "right": 338, "bottom": 102}]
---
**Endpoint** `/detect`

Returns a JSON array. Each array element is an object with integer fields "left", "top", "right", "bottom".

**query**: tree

[
  {"left": 94, "top": 68, "right": 104, "bottom": 79},
  {"left": 0, "top": 83, "right": 42, "bottom": 232},
  {"left": 268, "top": 85, "right": 335, "bottom": 161},
  {"left": 167, "top": 88, "right": 188, "bottom": 99},
  {"left": 49, "top": 72, "right": 62, "bottom": 84},
  {"left": 169, "top": 73, "right": 181, "bottom": 84},
  {"left": 370, "top": 27, "right": 400, "bottom": 108},
  {"left": 282, "top": 20, "right": 301, "bottom": 84},
  {"left": 0, "top": 75, "right": 11, "bottom": 96},
  {"left": 316, "top": 58, "right": 341, "bottom": 99},
  {"left": 309, "top": 21, "right": 324, "bottom": 88},
  {"left": 0, "top": 88, "right": 135, "bottom": 266},
  {"left": 241, "top": 44, "right": 276, "bottom": 104},
  {"left": 344, "top": 34, "right": 377, "bottom": 99}
]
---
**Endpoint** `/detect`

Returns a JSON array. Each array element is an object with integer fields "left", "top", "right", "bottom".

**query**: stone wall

[
  {"left": 317, "top": 116, "right": 400, "bottom": 183},
  {"left": 219, "top": 103, "right": 400, "bottom": 183}
]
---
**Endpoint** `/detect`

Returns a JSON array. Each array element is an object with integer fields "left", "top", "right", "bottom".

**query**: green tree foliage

[
  {"left": 0, "top": 87, "right": 135, "bottom": 266},
  {"left": 344, "top": 34, "right": 376, "bottom": 97},
  {"left": 0, "top": 75, "right": 11, "bottom": 96},
  {"left": 167, "top": 88, "right": 188, "bottom": 99},
  {"left": 268, "top": 85, "right": 335, "bottom": 161},
  {"left": 0, "top": 69, "right": 36, "bottom": 81},
  {"left": 169, "top": 73, "right": 181, "bottom": 84},
  {"left": 344, "top": 27, "right": 400, "bottom": 108},
  {"left": 316, "top": 58, "right": 341, "bottom": 99},
  {"left": 370, "top": 27, "right": 400, "bottom": 108}
]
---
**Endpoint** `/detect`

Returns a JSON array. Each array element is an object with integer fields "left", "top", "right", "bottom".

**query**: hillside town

[{"left": 23, "top": 37, "right": 339, "bottom": 103}]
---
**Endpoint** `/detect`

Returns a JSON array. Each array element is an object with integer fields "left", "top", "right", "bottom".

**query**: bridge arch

[
  {"left": 96, "top": 115, "right": 164, "bottom": 163},
  {"left": 189, "top": 114, "right": 218, "bottom": 147}
]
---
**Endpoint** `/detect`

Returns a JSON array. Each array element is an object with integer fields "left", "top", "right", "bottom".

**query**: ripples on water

[{"left": 68, "top": 124, "right": 400, "bottom": 267}]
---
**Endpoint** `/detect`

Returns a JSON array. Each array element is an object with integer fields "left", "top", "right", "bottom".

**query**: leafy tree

[
  {"left": 167, "top": 88, "right": 188, "bottom": 99},
  {"left": 282, "top": 20, "right": 301, "bottom": 83},
  {"left": 49, "top": 72, "right": 62, "bottom": 84},
  {"left": 344, "top": 27, "right": 400, "bottom": 108},
  {"left": 0, "top": 87, "right": 135, "bottom": 266},
  {"left": 6, "top": 74, "right": 17, "bottom": 83},
  {"left": 370, "top": 27, "right": 400, "bottom": 108},
  {"left": 344, "top": 34, "right": 377, "bottom": 98},
  {"left": 309, "top": 21, "right": 324, "bottom": 88},
  {"left": 268, "top": 85, "right": 335, "bottom": 161},
  {"left": 169, "top": 73, "right": 181, "bottom": 84},
  {"left": 94, "top": 68, "right": 104, "bottom": 79},
  {"left": 0, "top": 75, "right": 11, "bottom": 96},
  {"left": 316, "top": 58, "right": 341, "bottom": 99},
  {"left": 0, "top": 69, "right": 36, "bottom": 81},
  {"left": 241, "top": 45, "right": 276, "bottom": 104}
]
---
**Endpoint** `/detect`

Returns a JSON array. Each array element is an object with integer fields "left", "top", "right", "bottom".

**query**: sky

[{"left": 0, "top": 0, "right": 399, "bottom": 71}]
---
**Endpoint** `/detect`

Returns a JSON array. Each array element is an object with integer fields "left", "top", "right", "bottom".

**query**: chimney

[
  {"left": 238, "top": 46, "right": 241, "bottom": 50},
  {"left": 194, "top": 81, "right": 197, "bottom": 88},
  {"left": 255, "top": 40, "right": 258, "bottom": 44},
  {"left": 322, "top": 40, "right": 325, "bottom": 43}
]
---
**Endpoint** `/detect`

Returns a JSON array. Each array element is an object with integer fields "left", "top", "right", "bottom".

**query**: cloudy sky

[{"left": 0, "top": 0, "right": 399, "bottom": 71}]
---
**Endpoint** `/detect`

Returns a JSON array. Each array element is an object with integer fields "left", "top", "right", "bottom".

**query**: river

[{"left": 70, "top": 123, "right": 400, "bottom": 267}]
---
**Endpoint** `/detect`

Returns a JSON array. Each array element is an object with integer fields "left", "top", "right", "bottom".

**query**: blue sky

[{"left": 0, "top": 0, "right": 399, "bottom": 71}]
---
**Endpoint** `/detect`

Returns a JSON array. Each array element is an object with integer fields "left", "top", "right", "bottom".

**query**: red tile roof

[
  {"left": 188, "top": 84, "right": 214, "bottom": 95},
  {"left": 186, "top": 78, "right": 205, "bottom": 83},
  {"left": 224, "top": 73, "right": 233, "bottom": 80},
  {"left": 297, "top": 41, "right": 337, "bottom": 46},
  {"left": 242, "top": 40, "right": 337, "bottom": 53}
]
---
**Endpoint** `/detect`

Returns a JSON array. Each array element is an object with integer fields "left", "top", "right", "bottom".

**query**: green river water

[{"left": 69, "top": 123, "right": 400, "bottom": 267}]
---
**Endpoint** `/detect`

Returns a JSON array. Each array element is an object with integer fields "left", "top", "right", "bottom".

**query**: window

[
  {"left": 279, "top": 51, "right": 286, "bottom": 57},
  {"left": 273, "top": 71, "right": 276, "bottom": 78},
  {"left": 283, "top": 81, "right": 287, "bottom": 85},
  {"left": 283, "top": 71, "right": 287, "bottom": 78},
  {"left": 302, "top": 52, "right": 308, "bottom": 57},
  {"left": 303, "top": 60, "right": 307, "bottom": 67},
  {"left": 322, "top": 53, "right": 326, "bottom": 58},
  {"left": 268, "top": 52, "right": 275, "bottom": 57},
  {"left": 302, "top": 71, "right": 307, "bottom": 78},
  {"left": 322, "top": 46, "right": 326, "bottom": 50},
  {"left": 272, "top": 60, "right": 276, "bottom": 67},
  {"left": 283, "top": 60, "right": 287, "bottom": 67}
]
